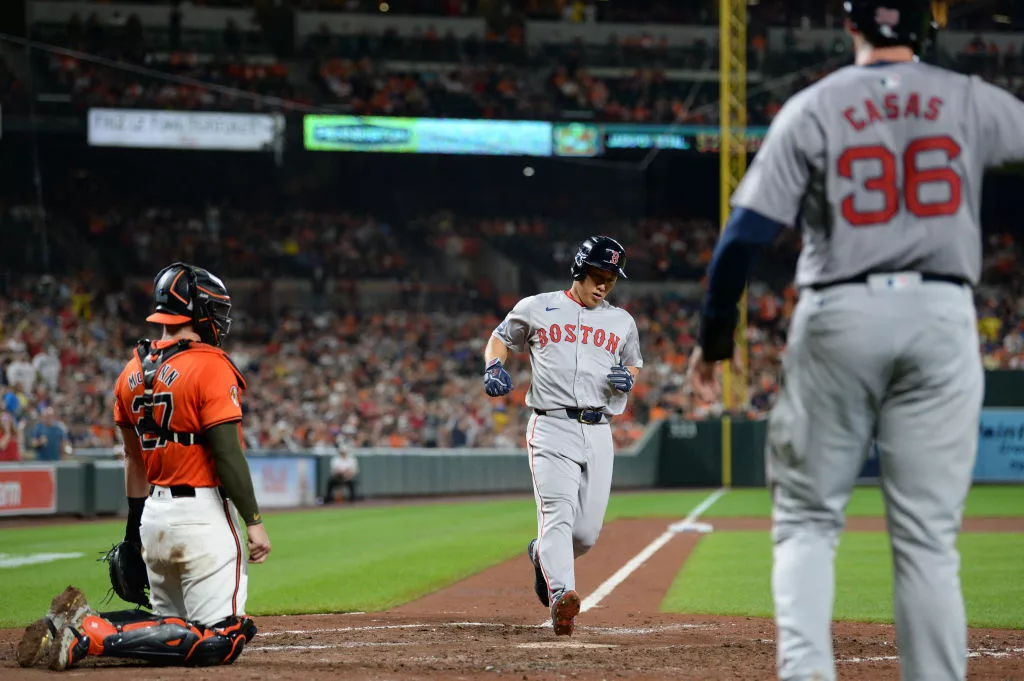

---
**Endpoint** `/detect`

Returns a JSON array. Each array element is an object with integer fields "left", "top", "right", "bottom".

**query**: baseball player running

[
  {"left": 484, "top": 236, "right": 642, "bottom": 636},
  {"left": 687, "top": 2, "right": 1024, "bottom": 679},
  {"left": 17, "top": 262, "right": 270, "bottom": 670}
]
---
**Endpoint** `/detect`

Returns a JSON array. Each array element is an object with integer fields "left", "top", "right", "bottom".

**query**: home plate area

[{"left": 3, "top": 518, "right": 1023, "bottom": 680}]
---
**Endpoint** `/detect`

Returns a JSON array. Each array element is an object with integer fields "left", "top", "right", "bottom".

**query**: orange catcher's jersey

[{"left": 113, "top": 340, "right": 247, "bottom": 488}]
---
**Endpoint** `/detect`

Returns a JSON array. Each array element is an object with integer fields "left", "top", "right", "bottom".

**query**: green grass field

[
  {"left": 702, "top": 485, "right": 1024, "bottom": 519},
  {"left": 662, "top": 532, "right": 1024, "bottom": 628},
  {"left": 0, "top": 486, "right": 1020, "bottom": 629},
  {"left": 664, "top": 486, "right": 1024, "bottom": 628}
]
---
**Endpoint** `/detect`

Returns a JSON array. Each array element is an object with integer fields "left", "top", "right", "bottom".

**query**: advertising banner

[
  {"left": 974, "top": 409, "right": 1024, "bottom": 482},
  {"left": 88, "top": 109, "right": 285, "bottom": 151},
  {"left": 304, "top": 115, "right": 553, "bottom": 156},
  {"left": 247, "top": 457, "right": 318, "bottom": 508},
  {"left": 0, "top": 465, "right": 57, "bottom": 516},
  {"left": 857, "top": 410, "right": 1024, "bottom": 483},
  {"left": 552, "top": 123, "right": 770, "bottom": 156}
]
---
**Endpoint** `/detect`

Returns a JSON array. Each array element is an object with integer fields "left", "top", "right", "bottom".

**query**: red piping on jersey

[
  {"left": 222, "top": 499, "right": 243, "bottom": 616},
  {"left": 564, "top": 290, "right": 584, "bottom": 307},
  {"left": 527, "top": 416, "right": 553, "bottom": 594}
]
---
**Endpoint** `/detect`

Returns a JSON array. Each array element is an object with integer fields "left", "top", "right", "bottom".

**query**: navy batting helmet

[
  {"left": 147, "top": 262, "right": 233, "bottom": 347},
  {"left": 844, "top": 0, "right": 935, "bottom": 53},
  {"left": 571, "top": 236, "right": 628, "bottom": 281}
]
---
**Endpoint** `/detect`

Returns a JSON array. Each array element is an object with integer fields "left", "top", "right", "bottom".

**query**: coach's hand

[
  {"left": 607, "top": 364, "right": 634, "bottom": 393},
  {"left": 246, "top": 523, "right": 272, "bottom": 564},
  {"left": 687, "top": 346, "right": 743, "bottom": 404},
  {"left": 483, "top": 358, "right": 513, "bottom": 397}
]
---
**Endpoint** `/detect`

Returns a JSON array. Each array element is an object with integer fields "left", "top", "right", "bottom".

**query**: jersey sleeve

[
  {"left": 972, "top": 76, "right": 1024, "bottom": 168},
  {"left": 620, "top": 317, "right": 644, "bottom": 368},
  {"left": 198, "top": 357, "right": 244, "bottom": 431},
  {"left": 112, "top": 363, "right": 134, "bottom": 428},
  {"left": 492, "top": 297, "right": 533, "bottom": 353},
  {"left": 730, "top": 91, "right": 823, "bottom": 226}
]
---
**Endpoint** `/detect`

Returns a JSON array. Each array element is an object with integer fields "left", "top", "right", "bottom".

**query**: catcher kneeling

[{"left": 18, "top": 262, "right": 271, "bottom": 670}]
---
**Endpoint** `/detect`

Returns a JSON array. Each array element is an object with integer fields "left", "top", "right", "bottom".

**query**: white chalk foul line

[
  {"left": 838, "top": 648, "right": 1024, "bottom": 664},
  {"left": 0, "top": 552, "right": 86, "bottom": 568},
  {"left": 253, "top": 642, "right": 413, "bottom": 652},
  {"left": 579, "top": 487, "right": 727, "bottom": 615},
  {"left": 261, "top": 622, "right": 719, "bottom": 638},
  {"left": 260, "top": 622, "right": 506, "bottom": 637},
  {"left": 678, "top": 488, "right": 729, "bottom": 528},
  {"left": 528, "top": 487, "right": 728, "bottom": 627},
  {"left": 253, "top": 635, "right": 1024, "bottom": 662}
]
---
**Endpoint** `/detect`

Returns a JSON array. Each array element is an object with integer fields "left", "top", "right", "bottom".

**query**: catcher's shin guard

[{"left": 78, "top": 614, "right": 257, "bottom": 666}]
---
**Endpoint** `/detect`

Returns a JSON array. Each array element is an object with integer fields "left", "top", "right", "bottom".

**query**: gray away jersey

[
  {"left": 493, "top": 290, "right": 643, "bottom": 415},
  {"left": 732, "top": 60, "right": 1024, "bottom": 287}
]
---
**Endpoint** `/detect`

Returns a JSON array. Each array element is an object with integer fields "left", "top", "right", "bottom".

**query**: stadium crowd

[
  {"left": 415, "top": 211, "right": 802, "bottom": 282},
  {"left": 82, "top": 207, "right": 412, "bottom": 279},
  {"left": 25, "top": 0, "right": 1021, "bottom": 34},
  {"left": 0, "top": 0, "right": 1015, "bottom": 128},
  {"left": 1, "top": 223, "right": 1021, "bottom": 461},
  {"left": 18, "top": 20, "right": 1024, "bottom": 128}
]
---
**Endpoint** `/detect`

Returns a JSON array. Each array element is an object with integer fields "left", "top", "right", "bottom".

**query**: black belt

[
  {"left": 134, "top": 427, "right": 204, "bottom": 446},
  {"left": 149, "top": 485, "right": 225, "bottom": 499},
  {"left": 808, "top": 272, "right": 969, "bottom": 291},
  {"left": 534, "top": 408, "right": 609, "bottom": 424}
]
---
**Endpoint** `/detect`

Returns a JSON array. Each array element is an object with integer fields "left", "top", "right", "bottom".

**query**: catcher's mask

[{"left": 147, "top": 262, "right": 232, "bottom": 347}]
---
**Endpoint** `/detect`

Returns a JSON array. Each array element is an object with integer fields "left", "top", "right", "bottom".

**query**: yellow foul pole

[{"left": 719, "top": 0, "right": 748, "bottom": 486}]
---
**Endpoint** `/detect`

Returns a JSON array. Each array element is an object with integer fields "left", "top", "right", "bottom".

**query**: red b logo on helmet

[
  {"left": 608, "top": 250, "right": 620, "bottom": 265},
  {"left": 875, "top": 7, "right": 900, "bottom": 27}
]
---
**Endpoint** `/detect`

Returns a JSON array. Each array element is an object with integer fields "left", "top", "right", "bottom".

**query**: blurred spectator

[
  {"left": 323, "top": 444, "right": 360, "bottom": 503},
  {"left": 33, "top": 346, "right": 62, "bottom": 392},
  {"left": 0, "top": 412, "right": 21, "bottom": 462},
  {"left": 28, "top": 407, "right": 72, "bottom": 461},
  {"left": 6, "top": 351, "right": 36, "bottom": 394},
  {"left": 2, "top": 384, "right": 26, "bottom": 423}
]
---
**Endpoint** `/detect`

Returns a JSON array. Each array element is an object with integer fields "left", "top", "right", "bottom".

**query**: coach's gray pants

[
  {"left": 768, "top": 275, "right": 983, "bottom": 681},
  {"left": 527, "top": 412, "right": 614, "bottom": 598}
]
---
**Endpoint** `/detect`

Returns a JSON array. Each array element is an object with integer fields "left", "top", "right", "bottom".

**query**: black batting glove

[
  {"left": 607, "top": 364, "right": 635, "bottom": 393},
  {"left": 484, "top": 358, "right": 513, "bottom": 397}
]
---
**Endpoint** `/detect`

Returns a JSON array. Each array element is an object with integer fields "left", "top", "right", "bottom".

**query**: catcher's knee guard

[{"left": 80, "top": 614, "right": 256, "bottom": 666}]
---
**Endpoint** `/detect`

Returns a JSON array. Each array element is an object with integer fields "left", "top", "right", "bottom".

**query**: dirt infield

[{"left": 3, "top": 516, "right": 1023, "bottom": 680}]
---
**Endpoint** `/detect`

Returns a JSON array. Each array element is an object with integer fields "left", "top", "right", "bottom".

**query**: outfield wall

[
  {"left": 659, "top": 369, "right": 1024, "bottom": 488},
  {"left": 0, "top": 419, "right": 664, "bottom": 518}
]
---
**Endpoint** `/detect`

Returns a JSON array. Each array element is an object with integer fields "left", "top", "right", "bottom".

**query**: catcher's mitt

[{"left": 101, "top": 540, "right": 151, "bottom": 609}]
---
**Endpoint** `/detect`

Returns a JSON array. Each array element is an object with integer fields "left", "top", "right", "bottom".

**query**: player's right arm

[
  {"left": 114, "top": 364, "right": 149, "bottom": 546},
  {"left": 730, "top": 89, "right": 821, "bottom": 226},
  {"left": 972, "top": 76, "right": 1024, "bottom": 168},
  {"left": 698, "top": 95, "right": 819, "bottom": 365},
  {"left": 483, "top": 297, "right": 533, "bottom": 397},
  {"left": 484, "top": 334, "right": 510, "bottom": 367},
  {"left": 120, "top": 426, "right": 149, "bottom": 545}
]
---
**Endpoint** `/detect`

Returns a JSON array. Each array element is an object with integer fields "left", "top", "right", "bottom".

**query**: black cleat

[{"left": 527, "top": 539, "right": 549, "bottom": 608}]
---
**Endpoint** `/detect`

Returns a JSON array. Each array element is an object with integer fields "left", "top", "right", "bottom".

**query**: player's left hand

[{"left": 607, "top": 364, "right": 634, "bottom": 393}]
